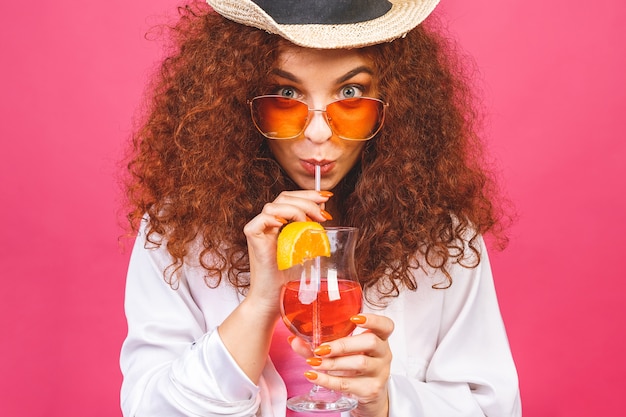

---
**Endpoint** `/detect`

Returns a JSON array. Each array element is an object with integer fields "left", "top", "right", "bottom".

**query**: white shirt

[{"left": 120, "top": 223, "right": 522, "bottom": 416}]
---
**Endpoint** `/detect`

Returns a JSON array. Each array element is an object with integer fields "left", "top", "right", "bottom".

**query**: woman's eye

[
  {"left": 277, "top": 87, "right": 298, "bottom": 99},
  {"left": 340, "top": 85, "right": 363, "bottom": 99}
]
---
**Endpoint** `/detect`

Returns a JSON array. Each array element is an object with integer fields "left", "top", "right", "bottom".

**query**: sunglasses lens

[
  {"left": 251, "top": 96, "right": 308, "bottom": 139},
  {"left": 327, "top": 98, "right": 385, "bottom": 140}
]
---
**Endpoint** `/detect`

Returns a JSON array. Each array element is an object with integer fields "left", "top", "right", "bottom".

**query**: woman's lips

[{"left": 301, "top": 159, "right": 335, "bottom": 175}]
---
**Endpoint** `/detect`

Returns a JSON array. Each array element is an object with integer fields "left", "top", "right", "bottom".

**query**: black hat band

[{"left": 252, "top": 0, "right": 393, "bottom": 25}]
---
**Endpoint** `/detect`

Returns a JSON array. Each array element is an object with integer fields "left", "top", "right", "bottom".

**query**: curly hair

[{"left": 124, "top": 1, "right": 509, "bottom": 303}]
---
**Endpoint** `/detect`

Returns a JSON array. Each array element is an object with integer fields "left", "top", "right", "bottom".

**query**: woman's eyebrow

[
  {"left": 271, "top": 65, "right": 374, "bottom": 85},
  {"left": 335, "top": 66, "right": 374, "bottom": 84},
  {"left": 271, "top": 68, "right": 301, "bottom": 83}
]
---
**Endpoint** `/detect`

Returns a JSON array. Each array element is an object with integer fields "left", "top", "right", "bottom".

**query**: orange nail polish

[
  {"left": 275, "top": 216, "right": 288, "bottom": 225},
  {"left": 304, "top": 371, "right": 318, "bottom": 381},
  {"left": 350, "top": 315, "right": 366, "bottom": 325},
  {"left": 314, "top": 345, "right": 331, "bottom": 356},
  {"left": 287, "top": 335, "right": 296, "bottom": 344},
  {"left": 320, "top": 209, "right": 333, "bottom": 220},
  {"left": 319, "top": 191, "right": 333, "bottom": 198},
  {"left": 306, "top": 357, "right": 322, "bottom": 366},
  {"left": 305, "top": 215, "right": 313, "bottom": 222}
]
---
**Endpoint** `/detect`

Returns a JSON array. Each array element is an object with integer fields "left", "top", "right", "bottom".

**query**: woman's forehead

[{"left": 274, "top": 46, "right": 374, "bottom": 80}]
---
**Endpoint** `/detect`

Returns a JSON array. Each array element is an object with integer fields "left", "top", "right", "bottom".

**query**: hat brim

[{"left": 206, "top": 0, "right": 440, "bottom": 49}]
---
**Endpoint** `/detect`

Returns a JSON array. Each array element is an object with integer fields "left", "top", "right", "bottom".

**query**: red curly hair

[{"left": 124, "top": 1, "right": 509, "bottom": 303}]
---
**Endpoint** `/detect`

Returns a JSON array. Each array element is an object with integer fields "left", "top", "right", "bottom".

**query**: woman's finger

[
  {"left": 243, "top": 190, "right": 332, "bottom": 238},
  {"left": 303, "top": 369, "right": 389, "bottom": 401},
  {"left": 350, "top": 313, "right": 394, "bottom": 341},
  {"left": 310, "top": 315, "right": 394, "bottom": 360},
  {"left": 265, "top": 190, "right": 333, "bottom": 223},
  {"left": 288, "top": 335, "right": 313, "bottom": 358}
]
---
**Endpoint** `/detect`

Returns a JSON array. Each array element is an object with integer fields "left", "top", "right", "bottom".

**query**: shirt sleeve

[
  {"left": 119, "top": 225, "right": 261, "bottom": 417},
  {"left": 386, "top": 238, "right": 522, "bottom": 417}
]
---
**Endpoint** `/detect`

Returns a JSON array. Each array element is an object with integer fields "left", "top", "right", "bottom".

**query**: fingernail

[
  {"left": 350, "top": 315, "right": 366, "bottom": 325},
  {"left": 275, "top": 216, "right": 288, "bottom": 225},
  {"left": 306, "top": 357, "right": 322, "bottom": 366},
  {"left": 305, "top": 215, "right": 313, "bottom": 222},
  {"left": 314, "top": 345, "right": 331, "bottom": 356},
  {"left": 304, "top": 371, "right": 318, "bottom": 380},
  {"left": 319, "top": 191, "right": 333, "bottom": 198},
  {"left": 320, "top": 209, "right": 333, "bottom": 220},
  {"left": 287, "top": 335, "right": 296, "bottom": 344}
]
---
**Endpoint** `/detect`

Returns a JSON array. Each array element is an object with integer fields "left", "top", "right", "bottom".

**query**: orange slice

[{"left": 276, "top": 221, "right": 331, "bottom": 270}]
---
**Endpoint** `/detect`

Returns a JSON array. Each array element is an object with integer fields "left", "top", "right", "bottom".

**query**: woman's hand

[
  {"left": 242, "top": 190, "right": 332, "bottom": 314},
  {"left": 218, "top": 190, "right": 332, "bottom": 384},
  {"left": 290, "top": 313, "right": 395, "bottom": 417}
]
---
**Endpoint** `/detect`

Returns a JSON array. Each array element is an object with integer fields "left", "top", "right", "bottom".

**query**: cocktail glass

[{"left": 279, "top": 226, "right": 362, "bottom": 413}]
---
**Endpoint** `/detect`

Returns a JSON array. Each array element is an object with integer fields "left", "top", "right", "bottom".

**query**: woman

[{"left": 120, "top": 1, "right": 521, "bottom": 416}]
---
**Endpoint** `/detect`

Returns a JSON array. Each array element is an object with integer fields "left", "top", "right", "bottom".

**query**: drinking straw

[
  {"left": 312, "top": 164, "right": 323, "bottom": 347},
  {"left": 298, "top": 165, "right": 323, "bottom": 305},
  {"left": 316, "top": 165, "right": 339, "bottom": 301},
  {"left": 313, "top": 165, "right": 322, "bottom": 297},
  {"left": 315, "top": 164, "right": 321, "bottom": 192}
]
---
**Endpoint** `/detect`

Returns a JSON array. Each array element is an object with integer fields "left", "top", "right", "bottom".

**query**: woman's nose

[{"left": 303, "top": 110, "right": 333, "bottom": 143}]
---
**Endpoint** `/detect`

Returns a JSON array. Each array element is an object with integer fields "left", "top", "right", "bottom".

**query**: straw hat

[{"left": 205, "top": 0, "right": 440, "bottom": 49}]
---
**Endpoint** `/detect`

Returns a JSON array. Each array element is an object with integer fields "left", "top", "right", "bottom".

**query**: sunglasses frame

[{"left": 248, "top": 95, "right": 388, "bottom": 141}]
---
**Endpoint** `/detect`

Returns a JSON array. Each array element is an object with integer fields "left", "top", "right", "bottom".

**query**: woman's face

[{"left": 264, "top": 46, "right": 379, "bottom": 191}]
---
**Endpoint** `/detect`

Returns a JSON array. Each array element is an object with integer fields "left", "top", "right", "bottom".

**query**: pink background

[{"left": 1, "top": 1, "right": 624, "bottom": 416}]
